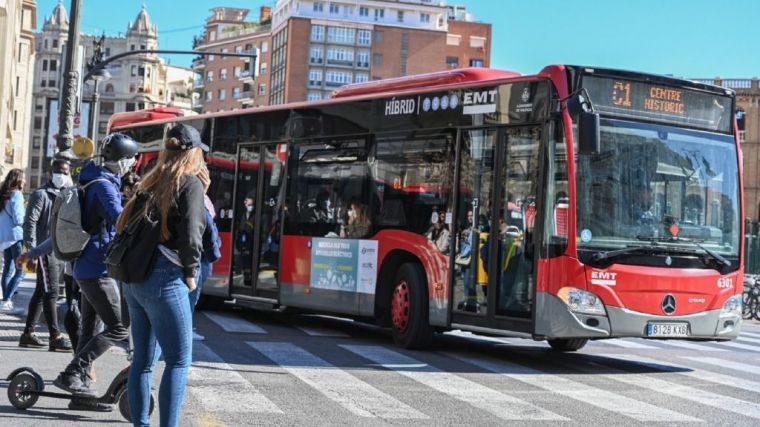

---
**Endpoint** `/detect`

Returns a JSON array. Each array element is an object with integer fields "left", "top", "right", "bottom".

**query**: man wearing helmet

[{"left": 53, "top": 133, "right": 138, "bottom": 396}]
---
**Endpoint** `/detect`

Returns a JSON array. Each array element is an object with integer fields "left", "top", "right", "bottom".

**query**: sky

[{"left": 36, "top": 0, "right": 760, "bottom": 78}]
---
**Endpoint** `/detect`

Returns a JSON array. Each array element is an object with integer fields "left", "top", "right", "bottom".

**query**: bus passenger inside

[
  {"left": 426, "top": 210, "right": 451, "bottom": 254},
  {"left": 303, "top": 191, "right": 334, "bottom": 223},
  {"left": 626, "top": 183, "right": 655, "bottom": 235},
  {"left": 340, "top": 201, "right": 372, "bottom": 239}
]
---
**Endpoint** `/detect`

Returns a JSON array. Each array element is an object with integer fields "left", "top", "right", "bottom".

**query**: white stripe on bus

[
  {"left": 188, "top": 342, "right": 282, "bottom": 414},
  {"left": 247, "top": 342, "right": 427, "bottom": 419},
  {"left": 445, "top": 352, "right": 700, "bottom": 422},
  {"left": 203, "top": 312, "right": 267, "bottom": 334},
  {"left": 341, "top": 345, "right": 567, "bottom": 421}
]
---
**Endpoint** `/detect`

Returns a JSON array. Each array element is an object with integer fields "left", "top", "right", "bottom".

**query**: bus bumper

[{"left": 534, "top": 293, "right": 742, "bottom": 340}]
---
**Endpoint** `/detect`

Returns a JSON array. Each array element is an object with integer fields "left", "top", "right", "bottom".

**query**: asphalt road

[{"left": 2, "top": 277, "right": 760, "bottom": 426}]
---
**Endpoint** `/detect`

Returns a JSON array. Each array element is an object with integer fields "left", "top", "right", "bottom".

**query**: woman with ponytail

[{"left": 119, "top": 124, "right": 208, "bottom": 427}]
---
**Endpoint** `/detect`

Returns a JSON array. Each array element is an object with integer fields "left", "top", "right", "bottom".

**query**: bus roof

[{"left": 107, "top": 107, "right": 186, "bottom": 132}]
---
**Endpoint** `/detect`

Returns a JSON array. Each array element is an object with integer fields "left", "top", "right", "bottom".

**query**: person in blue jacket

[
  {"left": 0, "top": 169, "right": 26, "bottom": 312},
  {"left": 53, "top": 133, "right": 138, "bottom": 396}
]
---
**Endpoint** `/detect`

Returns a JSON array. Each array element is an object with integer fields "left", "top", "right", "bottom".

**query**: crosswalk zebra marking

[
  {"left": 683, "top": 356, "right": 760, "bottom": 376},
  {"left": 189, "top": 342, "right": 282, "bottom": 414},
  {"left": 647, "top": 339, "right": 727, "bottom": 352},
  {"left": 581, "top": 355, "right": 760, "bottom": 419},
  {"left": 711, "top": 340, "right": 760, "bottom": 353},
  {"left": 739, "top": 331, "right": 760, "bottom": 339},
  {"left": 595, "top": 339, "right": 661, "bottom": 349},
  {"left": 445, "top": 352, "right": 699, "bottom": 422},
  {"left": 203, "top": 312, "right": 267, "bottom": 334},
  {"left": 294, "top": 325, "right": 350, "bottom": 338},
  {"left": 736, "top": 335, "right": 760, "bottom": 345},
  {"left": 599, "top": 353, "right": 760, "bottom": 394},
  {"left": 341, "top": 344, "right": 568, "bottom": 421},
  {"left": 247, "top": 342, "right": 428, "bottom": 419}
]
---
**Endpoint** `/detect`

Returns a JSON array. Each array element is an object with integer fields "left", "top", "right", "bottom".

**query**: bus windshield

[{"left": 576, "top": 119, "right": 740, "bottom": 260}]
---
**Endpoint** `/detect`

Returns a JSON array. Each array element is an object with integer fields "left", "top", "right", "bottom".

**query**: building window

[
  {"left": 307, "top": 91, "right": 322, "bottom": 101},
  {"left": 258, "top": 84, "right": 266, "bottom": 96},
  {"left": 220, "top": 68, "right": 228, "bottom": 80},
  {"left": 49, "top": 60, "right": 57, "bottom": 71},
  {"left": 374, "top": 8, "right": 384, "bottom": 20},
  {"left": 42, "top": 59, "right": 48, "bottom": 71},
  {"left": 41, "top": 80, "right": 47, "bottom": 87},
  {"left": 105, "top": 47, "right": 111, "bottom": 56},
  {"left": 420, "top": 13, "right": 430, "bottom": 23},
  {"left": 131, "top": 65, "right": 137, "bottom": 77},
  {"left": 327, "top": 48, "right": 354, "bottom": 64},
  {"left": 48, "top": 79, "right": 56, "bottom": 87},
  {"left": 205, "top": 91, "right": 212, "bottom": 102},
  {"left": 357, "top": 30, "right": 371, "bottom": 46},
  {"left": 311, "top": 25, "right": 325, "bottom": 42},
  {"left": 34, "top": 116, "right": 42, "bottom": 130},
  {"left": 325, "top": 70, "right": 352, "bottom": 87},
  {"left": 235, "top": 45, "right": 243, "bottom": 54},
  {"left": 44, "top": 39, "right": 48, "bottom": 49},
  {"left": 309, "top": 69, "right": 323, "bottom": 86},
  {"left": 446, "top": 56, "right": 459, "bottom": 68},
  {"left": 130, "top": 44, "right": 135, "bottom": 51},
  {"left": 100, "top": 102, "right": 115, "bottom": 115},
  {"left": 207, "top": 71, "right": 214, "bottom": 82},
  {"left": 356, "top": 51, "right": 370, "bottom": 67},
  {"left": 208, "top": 54, "right": 215, "bottom": 61},
  {"left": 470, "top": 36, "right": 486, "bottom": 49},
  {"left": 219, "top": 89, "right": 226, "bottom": 100},
  {"left": 359, "top": 7, "right": 369, "bottom": 17},
  {"left": 447, "top": 34, "right": 461, "bottom": 46},
  {"left": 310, "top": 46, "right": 324, "bottom": 63},
  {"left": 126, "top": 102, "right": 136, "bottom": 112},
  {"left": 13, "top": 110, "right": 17, "bottom": 130},
  {"left": 261, "top": 41, "right": 268, "bottom": 53},
  {"left": 33, "top": 137, "right": 41, "bottom": 149},
  {"left": 313, "top": 2, "right": 324, "bottom": 12},
  {"left": 234, "top": 66, "right": 241, "bottom": 78},
  {"left": 372, "top": 53, "right": 383, "bottom": 66},
  {"left": 222, "top": 48, "right": 229, "bottom": 54},
  {"left": 469, "top": 58, "right": 484, "bottom": 67},
  {"left": 260, "top": 63, "right": 267, "bottom": 75},
  {"left": 397, "top": 11, "right": 404, "bottom": 22},
  {"left": 327, "top": 27, "right": 355, "bottom": 44},
  {"left": 52, "top": 39, "right": 58, "bottom": 48},
  {"left": 233, "top": 87, "right": 241, "bottom": 98},
  {"left": 329, "top": 3, "right": 339, "bottom": 14},
  {"left": 355, "top": 73, "right": 369, "bottom": 83},
  {"left": 98, "top": 122, "right": 108, "bottom": 135}
]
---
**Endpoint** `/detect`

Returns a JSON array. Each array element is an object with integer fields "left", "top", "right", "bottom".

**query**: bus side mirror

[{"left": 578, "top": 112, "right": 600, "bottom": 155}]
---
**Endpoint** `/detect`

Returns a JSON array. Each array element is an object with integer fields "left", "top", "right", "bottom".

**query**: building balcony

[
  {"left": 238, "top": 90, "right": 253, "bottom": 102},
  {"left": 239, "top": 70, "right": 254, "bottom": 83},
  {"left": 193, "top": 79, "right": 205, "bottom": 91},
  {"left": 326, "top": 58, "right": 354, "bottom": 67},
  {"left": 192, "top": 58, "right": 206, "bottom": 70}
]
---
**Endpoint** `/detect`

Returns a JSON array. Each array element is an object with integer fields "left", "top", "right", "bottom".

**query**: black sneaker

[
  {"left": 68, "top": 399, "right": 113, "bottom": 412},
  {"left": 49, "top": 334, "right": 73, "bottom": 352},
  {"left": 53, "top": 372, "right": 98, "bottom": 397},
  {"left": 19, "top": 332, "right": 46, "bottom": 348}
]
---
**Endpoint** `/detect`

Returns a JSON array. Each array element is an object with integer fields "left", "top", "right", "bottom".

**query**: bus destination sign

[{"left": 583, "top": 75, "right": 733, "bottom": 133}]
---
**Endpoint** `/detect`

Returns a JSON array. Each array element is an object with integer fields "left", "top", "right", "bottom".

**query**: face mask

[
  {"left": 106, "top": 158, "right": 136, "bottom": 177},
  {"left": 347, "top": 209, "right": 355, "bottom": 219},
  {"left": 51, "top": 173, "right": 67, "bottom": 189},
  {"left": 246, "top": 205, "right": 254, "bottom": 213}
]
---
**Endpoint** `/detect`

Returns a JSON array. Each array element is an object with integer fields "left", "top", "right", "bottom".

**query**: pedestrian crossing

[{"left": 183, "top": 332, "right": 760, "bottom": 425}]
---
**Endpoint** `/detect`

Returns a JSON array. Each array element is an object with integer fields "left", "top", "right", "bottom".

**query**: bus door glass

[
  {"left": 253, "top": 143, "right": 287, "bottom": 298},
  {"left": 230, "top": 145, "right": 260, "bottom": 296}
]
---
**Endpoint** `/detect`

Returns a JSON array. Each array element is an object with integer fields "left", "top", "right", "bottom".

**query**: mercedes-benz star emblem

[{"left": 661, "top": 294, "right": 676, "bottom": 315}]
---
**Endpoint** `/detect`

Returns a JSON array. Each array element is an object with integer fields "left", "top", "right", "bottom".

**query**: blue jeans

[
  {"left": 187, "top": 261, "right": 211, "bottom": 313},
  {"left": 2, "top": 241, "right": 24, "bottom": 302},
  {"left": 124, "top": 254, "right": 192, "bottom": 427}
]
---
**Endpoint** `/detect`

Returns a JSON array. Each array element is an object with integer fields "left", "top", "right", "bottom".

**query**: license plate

[{"left": 647, "top": 323, "right": 689, "bottom": 337}]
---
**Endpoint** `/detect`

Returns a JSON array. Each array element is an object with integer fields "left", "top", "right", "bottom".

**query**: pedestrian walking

[
  {"left": 118, "top": 123, "right": 207, "bottom": 427},
  {"left": 0, "top": 169, "right": 26, "bottom": 312},
  {"left": 53, "top": 133, "right": 137, "bottom": 396},
  {"left": 19, "top": 159, "right": 72, "bottom": 351}
]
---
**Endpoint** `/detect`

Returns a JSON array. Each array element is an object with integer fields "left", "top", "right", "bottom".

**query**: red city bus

[{"left": 109, "top": 65, "right": 743, "bottom": 351}]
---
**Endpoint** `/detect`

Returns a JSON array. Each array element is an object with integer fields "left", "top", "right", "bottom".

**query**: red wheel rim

[{"left": 391, "top": 280, "right": 410, "bottom": 333}]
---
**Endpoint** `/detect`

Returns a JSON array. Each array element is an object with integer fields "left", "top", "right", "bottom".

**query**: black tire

[
  {"left": 547, "top": 338, "right": 588, "bottom": 352},
  {"left": 118, "top": 389, "right": 156, "bottom": 422},
  {"left": 389, "top": 263, "right": 433, "bottom": 349},
  {"left": 7, "top": 373, "right": 39, "bottom": 410}
]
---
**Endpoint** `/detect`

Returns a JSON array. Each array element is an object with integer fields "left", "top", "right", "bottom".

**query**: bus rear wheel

[
  {"left": 547, "top": 338, "right": 588, "bottom": 352},
  {"left": 390, "top": 263, "right": 433, "bottom": 349}
]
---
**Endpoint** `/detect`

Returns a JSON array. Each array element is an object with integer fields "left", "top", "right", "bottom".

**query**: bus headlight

[
  {"left": 722, "top": 295, "right": 742, "bottom": 316},
  {"left": 557, "top": 287, "right": 606, "bottom": 315}
]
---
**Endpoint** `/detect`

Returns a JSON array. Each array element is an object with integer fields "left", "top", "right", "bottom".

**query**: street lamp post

[
  {"left": 86, "top": 34, "right": 110, "bottom": 142},
  {"left": 56, "top": 0, "right": 83, "bottom": 161}
]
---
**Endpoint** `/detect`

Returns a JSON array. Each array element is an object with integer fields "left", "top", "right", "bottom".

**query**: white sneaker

[
  {"left": 0, "top": 300, "right": 12, "bottom": 311},
  {"left": 193, "top": 331, "right": 205, "bottom": 341}
]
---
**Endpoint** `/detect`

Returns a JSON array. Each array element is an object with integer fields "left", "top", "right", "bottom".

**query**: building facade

[
  {"left": 28, "top": 3, "right": 194, "bottom": 189},
  {"left": 192, "top": 1, "right": 491, "bottom": 112},
  {"left": 0, "top": 0, "right": 37, "bottom": 179}
]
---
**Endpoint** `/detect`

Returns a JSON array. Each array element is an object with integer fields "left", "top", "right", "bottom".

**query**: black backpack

[{"left": 104, "top": 192, "right": 160, "bottom": 283}]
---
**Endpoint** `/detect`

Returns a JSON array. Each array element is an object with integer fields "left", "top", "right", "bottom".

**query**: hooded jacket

[
  {"left": 23, "top": 181, "right": 61, "bottom": 248},
  {"left": 73, "top": 161, "right": 122, "bottom": 280}
]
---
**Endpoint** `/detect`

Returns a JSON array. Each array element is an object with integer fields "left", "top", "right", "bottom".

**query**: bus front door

[{"left": 230, "top": 143, "right": 286, "bottom": 301}]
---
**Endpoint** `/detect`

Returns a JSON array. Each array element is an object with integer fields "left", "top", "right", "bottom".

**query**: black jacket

[
  {"left": 23, "top": 182, "right": 60, "bottom": 248},
  {"left": 160, "top": 175, "right": 206, "bottom": 278}
]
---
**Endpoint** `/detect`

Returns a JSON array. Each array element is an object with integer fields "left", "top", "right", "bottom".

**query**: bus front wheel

[
  {"left": 547, "top": 338, "right": 588, "bottom": 352},
  {"left": 390, "top": 263, "right": 433, "bottom": 349}
]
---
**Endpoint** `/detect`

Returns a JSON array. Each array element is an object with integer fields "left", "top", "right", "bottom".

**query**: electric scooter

[{"left": 6, "top": 365, "right": 155, "bottom": 422}]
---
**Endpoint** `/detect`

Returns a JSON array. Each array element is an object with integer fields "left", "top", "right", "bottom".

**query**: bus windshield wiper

[
  {"left": 591, "top": 246, "right": 659, "bottom": 263},
  {"left": 636, "top": 235, "right": 732, "bottom": 270}
]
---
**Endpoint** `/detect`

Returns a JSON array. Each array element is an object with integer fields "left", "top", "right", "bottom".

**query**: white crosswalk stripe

[
  {"left": 445, "top": 352, "right": 699, "bottom": 422},
  {"left": 581, "top": 356, "right": 760, "bottom": 419},
  {"left": 598, "top": 353, "right": 760, "bottom": 394},
  {"left": 203, "top": 312, "right": 268, "bottom": 334},
  {"left": 247, "top": 342, "right": 427, "bottom": 419},
  {"left": 683, "top": 356, "right": 760, "bottom": 375},
  {"left": 739, "top": 331, "right": 760, "bottom": 339},
  {"left": 294, "top": 325, "right": 350, "bottom": 337},
  {"left": 189, "top": 342, "right": 282, "bottom": 414},
  {"left": 649, "top": 339, "right": 727, "bottom": 351},
  {"left": 594, "top": 339, "right": 661, "bottom": 349},
  {"left": 711, "top": 340, "right": 760, "bottom": 353},
  {"left": 341, "top": 344, "right": 568, "bottom": 421},
  {"left": 736, "top": 335, "right": 760, "bottom": 345}
]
